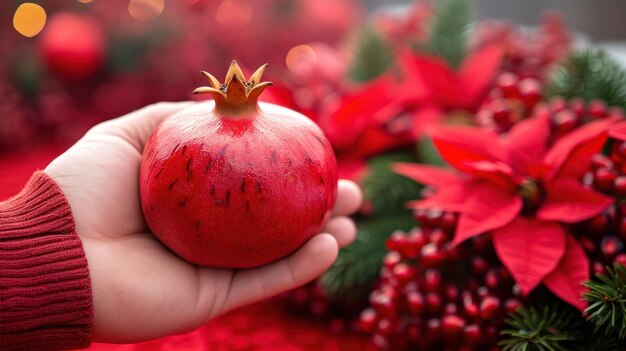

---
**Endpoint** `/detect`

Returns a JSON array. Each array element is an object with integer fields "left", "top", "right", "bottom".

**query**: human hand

[{"left": 45, "top": 102, "right": 362, "bottom": 343}]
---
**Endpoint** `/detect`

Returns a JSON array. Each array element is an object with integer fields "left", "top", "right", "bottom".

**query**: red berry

[
  {"left": 420, "top": 243, "right": 445, "bottom": 267},
  {"left": 445, "top": 303, "right": 458, "bottom": 315},
  {"left": 424, "top": 269, "right": 442, "bottom": 292},
  {"left": 485, "top": 268, "right": 500, "bottom": 289},
  {"left": 406, "top": 291, "right": 424, "bottom": 315},
  {"left": 518, "top": 77, "right": 543, "bottom": 110},
  {"left": 383, "top": 251, "right": 401, "bottom": 269},
  {"left": 359, "top": 308, "right": 379, "bottom": 333},
  {"left": 615, "top": 176, "right": 626, "bottom": 197},
  {"left": 471, "top": 235, "right": 492, "bottom": 253},
  {"left": 491, "top": 100, "right": 513, "bottom": 124},
  {"left": 593, "top": 261, "right": 606, "bottom": 275},
  {"left": 552, "top": 109, "right": 578, "bottom": 135},
  {"left": 614, "top": 254, "right": 626, "bottom": 267},
  {"left": 426, "top": 293, "right": 443, "bottom": 313},
  {"left": 445, "top": 285, "right": 459, "bottom": 300},
  {"left": 588, "top": 99, "right": 607, "bottom": 119},
  {"left": 393, "top": 263, "right": 414, "bottom": 284},
  {"left": 586, "top": 213, "right": 609, "bottom": 237},
  {"left": 387, "top": 230, "right": 408, "bottom": 252},
  {"left": 441, "top": 212, "right": 458, "bottom": 233},
  {"left": 309, "top": 299, "right": 328, "bottom": 316},
  {"left": 377, "top": 318, "right": 394, "bottom": 336},
  {"left": 569, "top": 97, "right": 586, "bottom": 119},
  {"left": 463, "top": 324, "right": 483, "bottom": 345},
  {"left": 442, "top": 315, "right": 466, "bottom": 337},
  {"left": 430, "top": 228, "right": 448, "bottom": 246},
  {"left": 424, "top": 208, "right": 444, "bottom": 227},
  {"left": 496, "top": 73, "right": 520, "bottom": 98},
  {"left": 370, "top": 292, "right": 395, "bottom": 317},
  {"left": 579, "top": 236, "right": 596, "bottom": 254},
  {"left": 616, "top": 142, "right": 626, "bottom": 159},
  {"left": 407, "top": 323, "right": 422, "bottom": 341},
  {"left": 505, "top": 298, "right": 522, "bottom": 313},
  {"left": 601, "top": 236, "right": 623, "bottom": 258},
  {"left": 593, "top": 167, "right": 618, "bottom": 192},
  {"left": 591, "top": 154, "right": 614, "bottom": 171},
  {"left": 479, "top": 296, "right": 501, "bottom": 319},
  {"left": 426, "top": 318, "right": 442, "bottom": 337},
  {"left": 550, "top": 97, "right": 568, "bottom": 112},
  {"left": 471, "top": 256, "right": 488, "bottom": 275}
]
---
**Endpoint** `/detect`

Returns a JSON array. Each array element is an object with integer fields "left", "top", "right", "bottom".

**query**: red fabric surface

[
  {"left": 0, "top": 146, "right": 373, "bottom": 351},
  {"left": 0, "top": 171, "right": 93, "bottom": 351}
]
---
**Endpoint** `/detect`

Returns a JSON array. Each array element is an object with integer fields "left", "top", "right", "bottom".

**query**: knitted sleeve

[{"left": 0, "top": 171, "right": 93, "bottom": 351}]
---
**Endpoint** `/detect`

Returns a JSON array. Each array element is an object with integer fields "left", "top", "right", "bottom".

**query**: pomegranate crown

[{"left": 193, "top": 60, "right": 273, "bottom": 114}]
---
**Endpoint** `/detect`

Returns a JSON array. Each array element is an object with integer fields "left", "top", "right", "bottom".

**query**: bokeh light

[
  {"left": 216, "top": 0, "right": 252, "bottom": 27},
  {"left": 128, "top": 0, "right": 165, "bottom": 21},
  {"left": 13, "top": 3, "right": 47, "bottom": 38},
  {"left": 286, "top": 45, "right": 317, "bottom": 74}
]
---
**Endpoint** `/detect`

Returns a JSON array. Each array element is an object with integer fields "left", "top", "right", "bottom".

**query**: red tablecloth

[{"left": 0, "top": 146, "right": 373, "bottom": 351}]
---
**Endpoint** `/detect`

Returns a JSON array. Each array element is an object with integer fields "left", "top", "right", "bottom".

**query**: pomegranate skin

[{"left": 140, "top": 101, "right": 338, "bottom": 268}]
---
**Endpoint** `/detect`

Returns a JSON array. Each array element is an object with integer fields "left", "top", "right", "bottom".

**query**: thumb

[{"left": 89, "top": 101, "right": 194, "bottom": 153}]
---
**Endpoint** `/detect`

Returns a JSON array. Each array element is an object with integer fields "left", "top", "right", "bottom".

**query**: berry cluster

[
  {"left": 476, "top": 72, "right": 543, "bottom": 133},
  {"left": 534, "top": 97, "right": 625, "bottom": 141},
  {"left": 577, "top": 140, "right": 626, "bottom": 274},
  {"left": 359, "top": 210, "right": 522, "bottom": 350}
]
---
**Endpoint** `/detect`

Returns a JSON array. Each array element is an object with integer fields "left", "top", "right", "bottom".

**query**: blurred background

[{"left": 0, "top": 0, "right": 624, "bottom": 196}]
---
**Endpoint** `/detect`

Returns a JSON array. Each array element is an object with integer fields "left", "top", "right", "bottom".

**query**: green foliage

[
  {"left": 426, "top": 0, "right": 471, "bottom": 68},
  {"left": 548, "top": 49, "right": 626, "bottom": 110},
  {"left": 361, "top": 151, "right": 423, "bottom": 216},
  {"left": 348, "top": 26, "right": 394, "bottom": 82},
  {"left": 320, "top": 213, "right": 416, "bottom": 302},
  {"left": 583, "top": 263, "right": 626, "bottom": 340},
  {"left": 417, "top": 135, "right": 446, "bottom": 166},
  {"left": 499, "top": 305, "right": 583, "bottom": 351}
]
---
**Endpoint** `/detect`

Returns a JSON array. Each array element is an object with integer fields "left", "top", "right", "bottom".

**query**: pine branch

[
  {"left": 361, "top": 151, "right": 423, "bottom": 216},
  {"left": 499, "top": 305, "right": 584, "bottom": 351},
  {"left": 548, "top": 49, "right": 626, "bottom": 110},
  {"left": 426, "top": 0, "right": 471, "bottom": 68},
  {"left": 583, "top": 263, "right": 626, "bottom": 340},
  {"left": 348, "top": 26, "right": 394, "bottom": 82},
  {"left": 320, "top": 214, "right": 416, "bottom": 302}
]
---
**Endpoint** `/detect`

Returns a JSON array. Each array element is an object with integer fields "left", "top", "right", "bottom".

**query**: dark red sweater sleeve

[{"left": 0, "top": 171, "right": 93, "bottom": 350}]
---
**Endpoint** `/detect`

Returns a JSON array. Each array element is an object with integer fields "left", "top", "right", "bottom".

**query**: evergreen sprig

[
  {"left": 361, "top": 151, "right": 423, "bottom": 216},
  {"left": 426, "top": 0, "right": 471, "bottom": 68},
  {"left": 417, "top": 135, "right": 446, "bottom": 166},
  {"left": 320, "top": 213, "right": 416, "bottom": 302},
  {"left": 348, "top": 25, "right": 394, "bottom": 82},
  {"left": 583, "top": 263, "right": 626, "bottom": 340},
  {"left": 499, "top": 305, "right": 584, "bottom": 351},
  {"left": 548, "top": 49, "right": 626, "bottom": 110}
]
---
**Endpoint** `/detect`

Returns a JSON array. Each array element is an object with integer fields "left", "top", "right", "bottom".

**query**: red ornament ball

[
  {"left": 39, "top": 13, "right": 105, "bottom": 82},
  {"left": 140, "top": 62, "right": 338, "bottom": 268}
]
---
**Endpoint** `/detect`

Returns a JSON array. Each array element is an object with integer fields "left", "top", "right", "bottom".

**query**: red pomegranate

[{"left": 139, "top": 61, "right": 338, "bottom": 268}]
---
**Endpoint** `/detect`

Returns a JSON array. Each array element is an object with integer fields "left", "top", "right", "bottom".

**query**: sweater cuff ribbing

[{"left": 0, "top": 171, "right": 93, "bottom": 351}]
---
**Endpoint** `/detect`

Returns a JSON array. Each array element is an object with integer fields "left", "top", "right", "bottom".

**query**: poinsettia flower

[
  {"left": 398, "top": 44, "right": 504, "bottom": 111},
  {"left": 394, "top": 116, "right": 619, "bottom": 311}
]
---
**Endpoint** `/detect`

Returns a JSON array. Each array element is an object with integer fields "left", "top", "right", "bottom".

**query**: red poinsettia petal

[
  {"left": 337, "top": 159, "right": 368, "bottom": 182},
  {"left": 411, "top": 104, "right": 444, "bottom": 138},
  {"left": 493, "top": 218, "right": 566, "bottom": 295},
  {"left": 323, "top": 75, "right": 397, "bottom": 150},
  {"left": 399, "top": 51, "right": 461, "bottom": 106},
  {"left": 537, "top": 178, "right": 614, "bottom": 223},
  {"left": 609, "top": 121, "right": 626, "bottom": 141},
  {"left": 345, "top": 125, "right": 414, "bottom": 159},
  {"left": 393, "top": 163, "right": 463, "bottom": 189},
  {"left": 505, "top": 114, "right": 550, "bottom": 175},
  {"left": 461, "top": 160, "right": 517, "bottom": 191},
  {"left": 430, "top": 126, "right": 507, "bottom": 172},
  {"left": 543, "top": 118, "right": 618, "bottom": 181},
  {"left": 544, "top": 233, "right": 590, "bottom": 312},
  {"left": 454, "top": 181, "right": 522, "bottom": 245},
  {"left": 458, "top": 45, "right": 505, "bottom": 108}
]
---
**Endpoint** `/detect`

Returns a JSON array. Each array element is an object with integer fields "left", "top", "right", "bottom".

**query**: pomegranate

[{"left": 139, "top": 61, "right": 338, "bottom": 268}]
